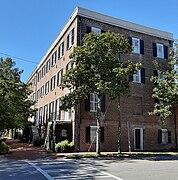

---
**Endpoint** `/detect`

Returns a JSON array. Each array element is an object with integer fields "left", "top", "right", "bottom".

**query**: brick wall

[{"left": 75, "top": 16, "right": 176, "bottom": 152}]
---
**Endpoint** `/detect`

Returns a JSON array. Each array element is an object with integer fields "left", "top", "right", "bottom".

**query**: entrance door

[{"left": 134, "top": 128, "right": 143, "bottom": 150}]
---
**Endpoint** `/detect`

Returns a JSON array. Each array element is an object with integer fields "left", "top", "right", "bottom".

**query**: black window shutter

[
  {"left": 158, "top": 129, "right": 162, "bottom": 144},
  {"left": 101, "top": 127, "right": 104, "bottom": 143},
  {"left": 54, "top": 51, "right": 56, "bottom": 64},
  {"left": 71, "top": 28, "right": 74, "bottom": 45},
  {"left": 140, "top": 39, "right": 144, "bottom": 55},
  {"left": 66, "top": 63, "right": 68, "bottom": 71},
  {"left": 85, "top": 95, "right": 90, "bottom": 111},
  {"left": 128, "top": 37, "right": 132, "bottom": 46},
  {"left": 62, "top": 42, "right": 64, "bottom": 56},
  {"left": 153, "top": 43, "right": 157, "bottom": 57},
  {"left": 86, "top": 26, "right": 91, "bottom": 33},
  {"left": 141, "top": 68, "right": 145, "bottom": 83},
  {"left": 153, "top": 70, "right": 158, "bottom": 77},
  {"left": 164, "top": 45, "right": 168, "bottom": 59},
  {"left": 58, "top": 46, "right": 61, "bottom": 60},
  {"left": 129, "top": 74, "right": 133, "bottom": 81},
  {"left": 168, "top": 131, "right": 172, "bottom": 143},
  {"left": 86, "top": 126, "right": 90, "bottom": 143},
  {"left": 67, "top": 35, "right": 69, "bottom": 49},
  {"left": 101, "top": 95, "right": 106, "bottom": 112}
]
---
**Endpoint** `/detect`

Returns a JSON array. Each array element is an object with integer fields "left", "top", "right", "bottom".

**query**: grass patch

[{"left": 65, "top": 152, "right": 178, "bottom": 159}]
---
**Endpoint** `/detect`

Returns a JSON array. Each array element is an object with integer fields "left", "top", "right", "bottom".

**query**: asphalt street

[{"left": 0, "top": 158, "right": 178, "bottom": 180}]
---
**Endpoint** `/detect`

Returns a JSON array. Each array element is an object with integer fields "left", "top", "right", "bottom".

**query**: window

[
  {"left": 50, "top": 75, "right": 56, "bottom": 91},
  {"left": 34, "top": 76, "right": 37, "bottom": 85},
  {"left": 55, "top": 98, "right": 61, "bottom": 120},
  {"left": 33, "top": 93, "right": 36, "bottom": 102},
  {"left": 90, "top": 93, "right": 98, "bottom": 112},
  {"left": 37, "top": 89, "right": 40, "bottom": 101},
  {"left": 43, "top": 104, "right": 48, "bottom": 124},
  {"left": 86, "top": 126, "right": 104, "bottom": 143},
  {"left": 37, "top": 70, "right": 41, "bottom": 82},
  {"left": 153, "top": 43, "right": 168, "bottom": 59},
  {"left": 157, "top": 43, "right": 164, "bottom": 58},
  {"left": 67, "top": 28, "right": 74, "bottom": 50},
  {"left": 41, "top": 85, "right": 44, "bottom": 98},
  {"left": 51, "top": 51, "right": 57, "bottom": 66},
  {"left": 133, "top": 70, "right": 141, "bottom": 83},
  {"left": 130, "top": 68, "right": 145, "bottom": 83},
  {"left": 46, "top": 59, "right": 50, "bottom": 73},
  {"left": 91, "top": 27, "right": 101, "bottom": 35},
  {"left": 64, "top": 109, "right": 72, "bottom": 121},
  {"left": 38, "top": 107, "right": 43, "bottom": 125},
  {"left": 57, "top": 69, "right": 63, "bottom": 86},
  {"left": 132, "top": 38, "right": 140, "bottom": 54},
  {"left": 128, "top": 37, "right": 144, "bottom": 54},
  {"left": 49, "top": 101, "right": 54, "bottom": 121},
  {"left": 66, "top": 61, "right": 73, "bottom": 71},
  {"left": 42, "top": 65, "right": 45, "bottom": 78},
  {"left": 45, "top": 81, "right": 49, "bottom": 95},
  {"left": 58, "top": 42, "right": 64, "bottom": 59},
  {"left": 158, "top": 129, "right": 171, "bottom": 144}
]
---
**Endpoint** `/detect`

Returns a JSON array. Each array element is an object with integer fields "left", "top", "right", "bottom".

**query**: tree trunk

[
  {"left": 118, "top": 96, "right": 121, "bottom": 153},
  {"left": 96, "top": 94, "right": 101, "bottom": 154}
]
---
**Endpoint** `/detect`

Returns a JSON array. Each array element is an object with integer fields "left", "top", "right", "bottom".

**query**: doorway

[{"left": 134, "top": 128, "right": 143, "bottom": 150}]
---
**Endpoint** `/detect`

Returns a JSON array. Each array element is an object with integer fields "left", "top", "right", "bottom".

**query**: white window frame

[
  {"left": 157, "top": 43, "right": 164, "bottom": 59},
  {"left": 49, "top": 101, "right": 54, "bottom": 121},
  {"left": 162, "top": 129, "right": 168, "bottom": 144},
  {"left": 66, "top": 60, "right": 73, "bottom": 71},
  {"left": 57, "top": 69, "right": 63, "bottom": 86},
  {"left": 58, "top": 42, "right": 64, "bottom": 59},
  {"left": 50, "top": 75, "right": 56, "bottom": 91},
  {"left": 39, "top": 107, "right": 43, "bottom": 125},
  {"left": 46, "top": 59, "right": 50, "bottom": 73},
  {"left": 51, "top": 51, "right": 56, "bottom": 66},
  {"left": 45, "top": 81, "right": 49, "bottom": 95},
  {"left": 68, "top": 29, "right": 73, "bottom": 49},
  {"left": 64, "top": 109, "right": 72, "bottom": 121},
  {"left": 90, "top": 126, "right": 97, "bottom": 143},
  {"left": 133, "top": 70, "right": 141, "bottom": 83},
  {"left": 43, "top": 104, "right": 48, "bottom": 124},
  {"left": 41, "top": 85, "right": 44, "bottom": 98},
  {"left": 56, "top": 98, "right": 61, "bottom": 121},
  {"left": 91, "top": 27, "right": 101, "bottom": 35},
  {"left": 90, "top": 93, "right": 98, "bottom": 112},
  {"left": 132, "top": 37, "right": 140, "bottom": 54}
]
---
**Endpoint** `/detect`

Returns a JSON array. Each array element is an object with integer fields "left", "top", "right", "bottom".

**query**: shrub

[
  {"left": 0, "top": 140, "right": 9, "bottom": 154},
  {"left": 55, "top": 140, "right": 74, "bottom": 153}
]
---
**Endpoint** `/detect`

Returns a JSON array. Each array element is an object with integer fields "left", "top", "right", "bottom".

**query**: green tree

[
  {"left": 0, "top": 58, "right": 34, "bottom": 134},
  {"left": 60, "top": 32, "right": 140, "bottom": 154},
  {"left": 149, "top": 44, "right": 178, "bottom": 126}
]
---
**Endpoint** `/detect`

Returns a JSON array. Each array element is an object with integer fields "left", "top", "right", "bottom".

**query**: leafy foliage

[
  {"left": 0, "top": 140, "right": 9, "bottom": 154},
  {"left": 149, "top": 45, "right": 178, "bottom": 124},
  {"left": 60, "top": 32, "right": 140, "bottom": 109},
  {"left": 0, "top": 58, "right": 34, "bottom": 132},
  {"left": 55, "top": 140, "right": 74, "bottom": 152}
]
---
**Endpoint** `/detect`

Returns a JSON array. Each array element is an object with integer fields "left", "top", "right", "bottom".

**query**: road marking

[
  {"left": 28, "top": 162, "right": 54, "bottom": 180},
  {"left": 101, "top": 171, "right": 125, "bottom": 180}
]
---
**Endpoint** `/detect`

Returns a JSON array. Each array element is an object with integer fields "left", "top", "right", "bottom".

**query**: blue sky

[{"left": 0, "top": 0, "right": 178, "bottom": 82}]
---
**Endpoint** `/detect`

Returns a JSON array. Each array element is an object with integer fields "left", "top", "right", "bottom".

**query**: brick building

[{"left": 27, "top": 7, "right": 176, "bottom": 152}]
